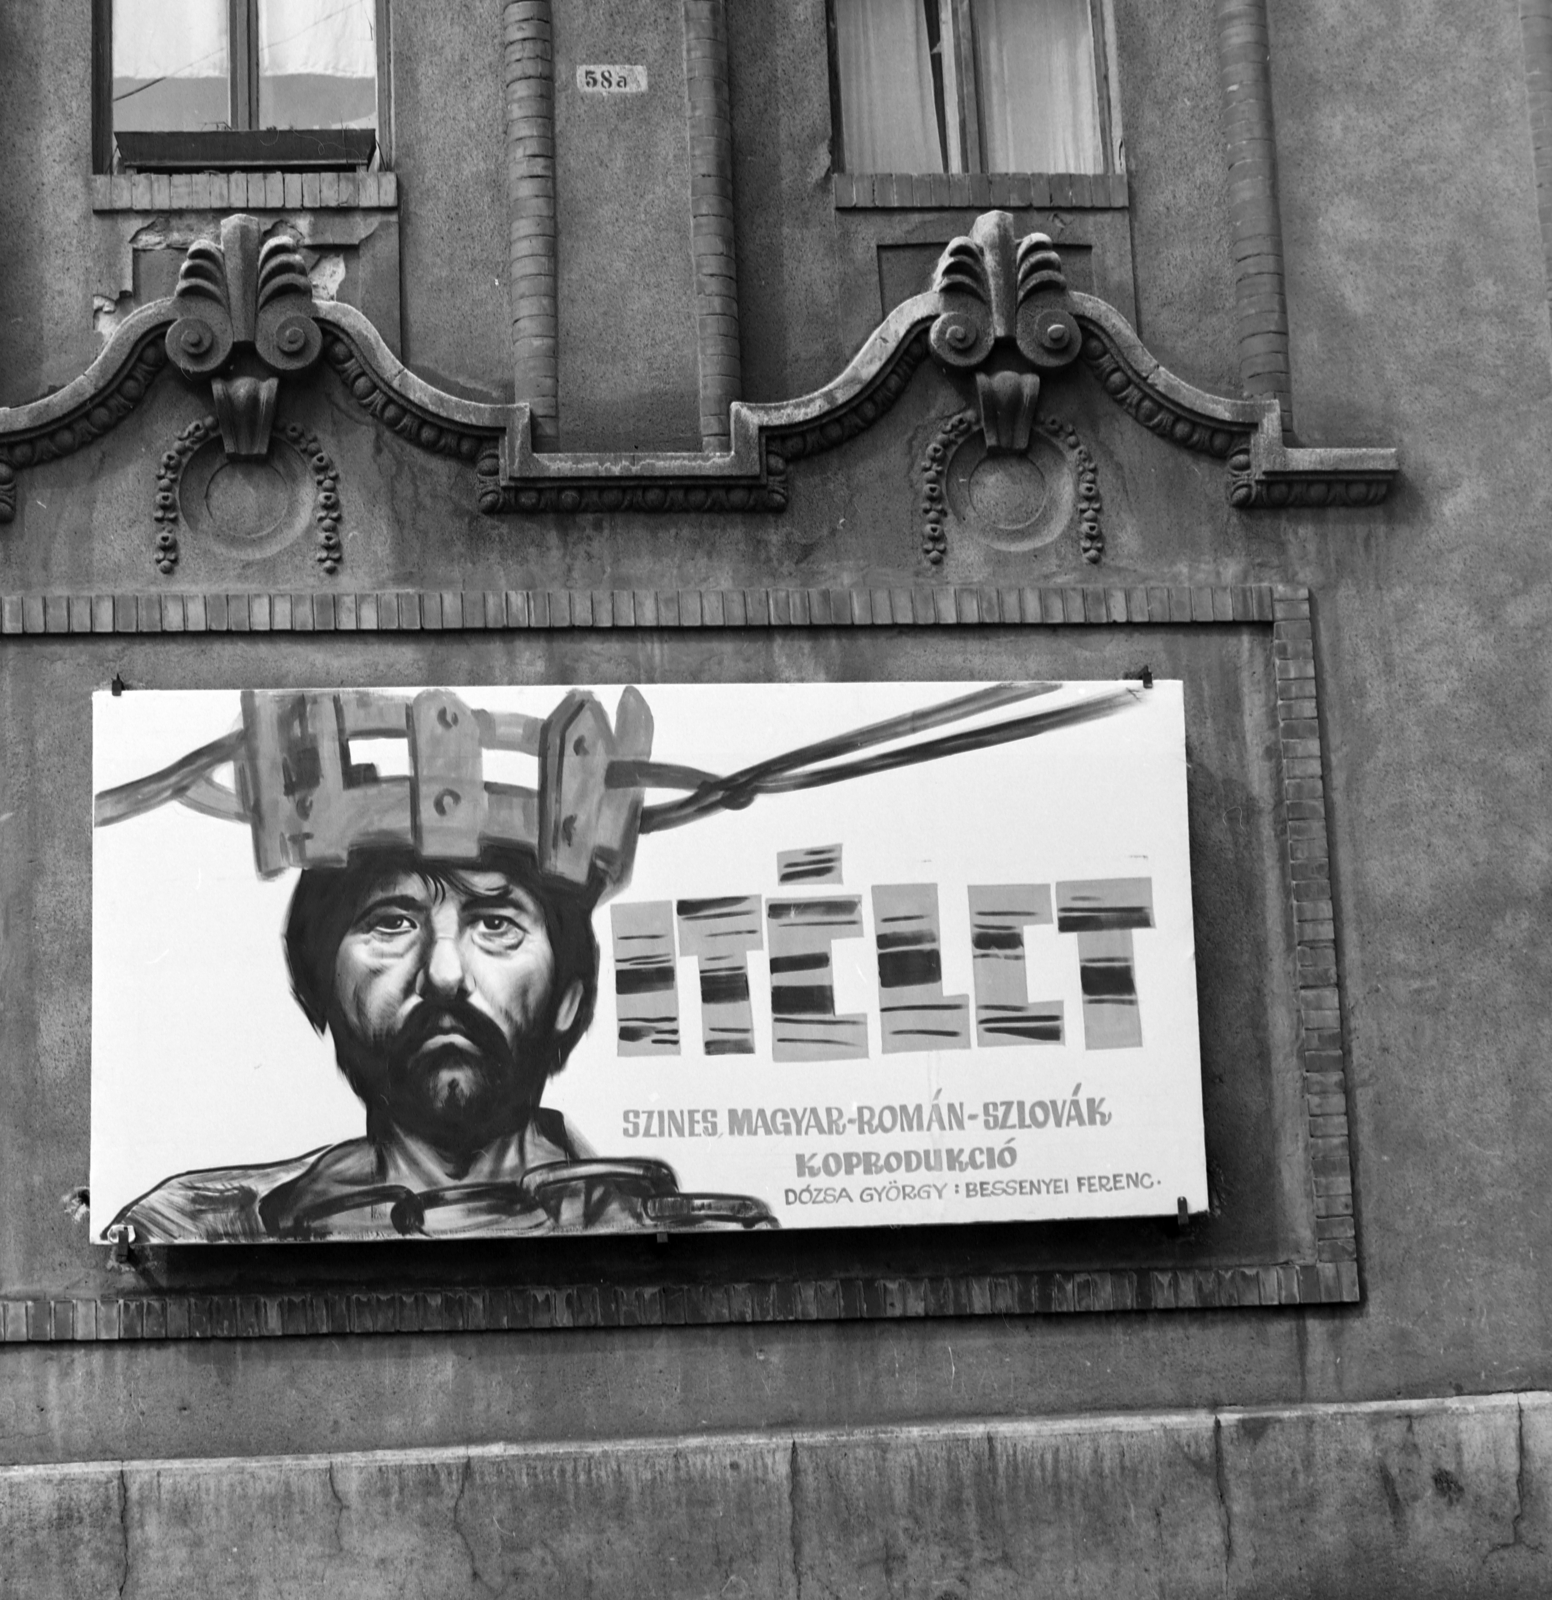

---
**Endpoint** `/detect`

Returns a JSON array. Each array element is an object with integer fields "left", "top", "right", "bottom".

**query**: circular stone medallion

[
  {"left": 944, "top": 428, "right": 1075, "bottom": 552},
  {"left": 178, "top": 436, "right": 313, "bottom": 558},
  {"left": 966, "top": 453, "right": 1049, "bottom": 529}
]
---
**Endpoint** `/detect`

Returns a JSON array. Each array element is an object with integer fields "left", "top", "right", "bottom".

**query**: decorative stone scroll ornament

[
  {"left": 162, "top": 214, "right": 322, "bottom": 461},
  {"left": 926, "top": 217, "right": 1080, "bottom": 444},
  {"left": 912, "top": 215, "right": 1108, "bottom": 565},
  {"left": 0, "top": 209, "right": 1395, "bottom": 524},
  {"left": 489, "top": 208, "right": 1394, "bottom": 512},
  {"left": 0, "top": 213, "right": 507, "bottom": 543}
]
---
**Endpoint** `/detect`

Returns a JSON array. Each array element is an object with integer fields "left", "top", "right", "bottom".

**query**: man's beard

[{"left": 329, "top": 996, "right": 559, "bottom": 1154}]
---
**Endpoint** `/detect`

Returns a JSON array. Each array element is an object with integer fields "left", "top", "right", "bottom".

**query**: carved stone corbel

[
  {"left": 926, "top": 212, "right": 1080, "bottom": 454},
  {"left": 164, "top": 215, "right": 321, "bottom": 461}
]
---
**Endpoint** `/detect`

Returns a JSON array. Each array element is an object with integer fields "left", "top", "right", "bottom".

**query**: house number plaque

[{"left": 576, "top": 65, "right": 648, "bottom": 95}]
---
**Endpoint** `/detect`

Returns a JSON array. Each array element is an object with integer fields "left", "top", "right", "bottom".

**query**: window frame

[
  {"left": 828, "top": 0, "right": 1124, "bottom": 179},
  {"left": 92, "top": 0, "right": 393, "bottom": 175}
]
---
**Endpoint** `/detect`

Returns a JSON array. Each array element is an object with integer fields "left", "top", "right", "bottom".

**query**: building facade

[{"left": 0, "top": 1, "right": 1549, "bottom": 1593}]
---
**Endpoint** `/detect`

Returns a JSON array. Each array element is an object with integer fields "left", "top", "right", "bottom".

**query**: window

[
  {"left": 94, "top": 0, "right": 387, "bottom": 172},
  {"left": 830, "top": 0, "right": 1118, "bottom": 175}
]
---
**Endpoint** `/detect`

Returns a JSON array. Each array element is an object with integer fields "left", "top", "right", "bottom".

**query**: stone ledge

[
  {"left": 3, "top": 1394, "right": 1548, "bottom": 1597},
  {"left": 91, "top": 172, "right": 398, "bottom": 213},
  {"left": 834, "top": 171, "right": 1129, "bottom": 209}
]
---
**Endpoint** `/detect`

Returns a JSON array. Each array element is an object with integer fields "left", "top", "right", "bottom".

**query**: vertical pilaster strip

[
  {"left": 1215, "top": 0, "right": 1292, "bottom": 431},
  {"left": 504, "top": 0, "right": 559, "bottom": 447},
  {"left": 1271, "top": 587, "right": 1355, "bottom": 1276},
  {"left": 1522, "top": 1, "right": 1552, "bottom": 313},
  {"left": 684, "top": 0, "right": 741, "bottom": 452}
]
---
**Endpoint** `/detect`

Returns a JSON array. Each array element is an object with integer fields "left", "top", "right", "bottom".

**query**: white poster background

[{"left": 91, "top": 681, "right": 1208, "bottom": 1237}]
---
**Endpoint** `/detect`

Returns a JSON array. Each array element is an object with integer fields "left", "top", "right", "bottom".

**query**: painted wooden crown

[
  {"left": 97, "top": 687, "right": 654, "bottom": 895},
  {"left": 95, "top": 680, "right": 1139, "bottom": 900}
]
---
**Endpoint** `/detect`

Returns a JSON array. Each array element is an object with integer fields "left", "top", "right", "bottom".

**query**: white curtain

[
  {"left": 971, "top": 0, "right": 1102, "bottom": 173},
  {"left": 260, "top": 0, "right": 376, "bottom": 77},
  {"left": 112, "top": 0, "right": 227, "bottom": 81},
  {"left": 834, "top": 0, "right": 944, "bottom": 173}
]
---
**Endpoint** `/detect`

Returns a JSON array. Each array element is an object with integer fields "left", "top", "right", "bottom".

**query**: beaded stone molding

[
  {"left": 918, "top": 409, "right": 1103, "bottom": 567},
  {"left": 0, "top": 583, "right": 1357, "bottom": 1339},
  {"left": 152, "top": 415, "right": 346, "bottom": 575},
  {"left": 0, "top": 212, "right": 1395, "bottom": 524}
]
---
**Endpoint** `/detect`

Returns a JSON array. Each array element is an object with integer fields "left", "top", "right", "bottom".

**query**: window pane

[
  {"left": 834, "top": 0, "right": 944, "bottom": 173},
  {"left": 971, "top": 0, "right": 1103, "bottom": 173},
  {"left": 259, "top": 0, "right": 377, "bottom": 130},
  {"left": 112, "top": 0, "right": 229, "bottom": 134}
]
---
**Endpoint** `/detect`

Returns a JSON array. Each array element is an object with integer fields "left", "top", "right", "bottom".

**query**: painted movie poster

[{"left": 90, "top": 679, "right": 1208, "bottom": 1244}]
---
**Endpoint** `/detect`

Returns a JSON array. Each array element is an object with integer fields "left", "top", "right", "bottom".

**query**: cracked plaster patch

[
  {"left": 92, "top": 293, "right": 134, "bottom": 345},
  {"left": 308, "top": 252, "right": 347, "bottom": 302}
]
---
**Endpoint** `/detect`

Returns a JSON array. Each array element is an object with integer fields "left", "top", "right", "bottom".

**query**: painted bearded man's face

[{"left": 328, "top": 865, "right": 584, "bottom": 1152}]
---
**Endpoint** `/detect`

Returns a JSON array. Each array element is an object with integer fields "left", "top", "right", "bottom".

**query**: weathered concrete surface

[
  {"left": 388, "top": 0, "right": 511, "bottom": 401},
  {"left": 1113, "top": 0, "right": 1240, "bottom": 393},
  {"left": 2, "top": 1395, "right": 1550, "bottom": 1598},
  {"left": 1214, "top": 1394, "right": 1549, "bottom": 1597},
  {"left": 0, "top": 2, "right": 96, "bottom": 407},
  {"left": 553, "top": 0, "right": 701, "bottom": 449}
]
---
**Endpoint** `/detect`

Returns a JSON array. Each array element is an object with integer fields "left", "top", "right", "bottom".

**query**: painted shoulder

[
  {"left": 538, "top": 1107, "right": 594, "bottom": 1161},
  {"left": 108, "top": 1147, "right": 337, "bottom": 1244}
]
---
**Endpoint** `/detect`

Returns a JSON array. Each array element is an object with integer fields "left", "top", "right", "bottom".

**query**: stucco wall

[{"left": 0, "top": 4, "right": 1548, "bottom": 1577}]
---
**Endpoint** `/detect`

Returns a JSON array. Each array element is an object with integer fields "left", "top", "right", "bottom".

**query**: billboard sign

[{"left": 91, "top": 679, "right": 1207, "bottom": 1243}]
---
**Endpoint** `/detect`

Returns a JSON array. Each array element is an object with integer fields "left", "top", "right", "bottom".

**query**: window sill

[
  {"left": 91, "top": 171, "right": 398, "bottom": 214},
  {"left": 833, "top": 172, "right": 1127, "bottom": 210},
  {"left": 114, "top": 129, "right": 377, "bottom": 172}
]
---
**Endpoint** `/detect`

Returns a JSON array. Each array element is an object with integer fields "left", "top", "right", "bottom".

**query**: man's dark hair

[{"left": 283, "top": 844, "right": 600, "bottom": 1070}]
